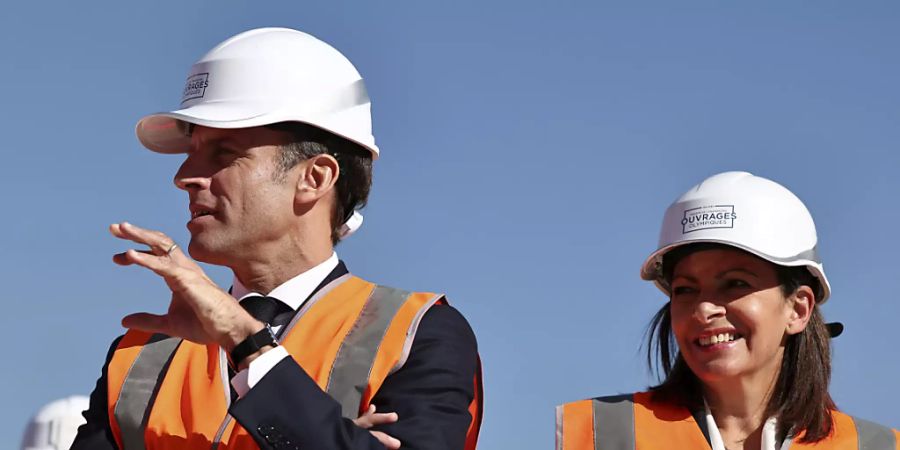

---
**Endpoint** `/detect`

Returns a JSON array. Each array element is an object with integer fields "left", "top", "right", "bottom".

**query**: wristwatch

[{"left": 230, "top": 323, "right": 278, "bottom": 368}]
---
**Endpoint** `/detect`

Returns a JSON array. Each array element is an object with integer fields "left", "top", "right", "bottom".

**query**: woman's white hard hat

[
  {"left": 135, "top": 27, "right": 379, "bottom": 158},
  {"left": 640, "top": 171, "right": 832, "bottom": 303}
]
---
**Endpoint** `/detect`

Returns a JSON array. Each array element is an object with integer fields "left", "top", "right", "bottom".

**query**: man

[{"left": 72, "top": 27, "right": 482, "bottom": 450}]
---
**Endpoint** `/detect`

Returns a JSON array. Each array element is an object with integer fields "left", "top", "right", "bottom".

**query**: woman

[{"left": 556, "top": 171, "right": 898, "bottom": 449}]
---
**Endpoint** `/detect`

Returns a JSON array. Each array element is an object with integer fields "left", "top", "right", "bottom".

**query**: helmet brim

[
  {"left": 135, "top": 102, "right": 380, "bottom": 158},
  {"left": 135, "top": 100, "right": 276, "bottom": 154},
  {"left": 640, "top": 239, "right": 832, "bottom": 304}
]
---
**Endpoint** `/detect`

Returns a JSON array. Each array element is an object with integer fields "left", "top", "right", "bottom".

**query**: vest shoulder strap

[
  {"left": 556, "top": 394, "right": 636, "bottom": 450},
  {"left": 849, "top": 415, "right": 898, "bottom": 450},
  {"left": 324, "top": 284, "right": 414, "bottom": 418},
  {"left": 789, "top": 411, "right": 898, "bottom": 449},
  {"left": 632, "top": 391, "right": 711, "bottom": 449},
  {"left": 832, "top": 411, "right": 900, "bottom": 450},
  {"left": 592, "top": 394, "right": 637, "bottom": 450},
  {"left": 557, "top": 392, "right": 712, "bottom": 450},
  {"left": 113, "top": 333, "right": 182, "bottom": 450}
]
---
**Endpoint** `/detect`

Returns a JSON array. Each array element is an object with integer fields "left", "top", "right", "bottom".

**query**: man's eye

[{"left": 212, "top": 147, "right": 240, "bottom": 161}]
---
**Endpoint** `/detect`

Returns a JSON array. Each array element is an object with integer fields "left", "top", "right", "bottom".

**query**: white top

[
  {"left": 228, "top": 253, "right": 340, "bottom": 397},
  {"left": 704, "top": 399, "right": 790, "bottom": 450}
]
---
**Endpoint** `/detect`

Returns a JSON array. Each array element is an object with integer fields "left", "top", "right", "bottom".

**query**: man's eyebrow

[
  {"left": 194, "top": 136, "right": 241, "bottom": 150},
  {"left": 208, "top": 137, "right": 234, "bottom": 146}
]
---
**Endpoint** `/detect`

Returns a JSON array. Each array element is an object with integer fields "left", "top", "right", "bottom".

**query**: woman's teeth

[{"left": 698, "top": 333, "right": 738, "bottom": 346}]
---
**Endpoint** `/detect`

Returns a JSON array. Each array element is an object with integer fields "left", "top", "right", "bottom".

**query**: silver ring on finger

[{"left": 165, "top": 243, "right": 178, "bottom": 255}]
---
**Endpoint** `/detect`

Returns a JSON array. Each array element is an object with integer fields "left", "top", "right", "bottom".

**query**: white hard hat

[
  {"left": 135, "top": 27, "right": 379, "bottom": 158},
  {"left": 640, "top": 171, "right": 831, "bottom": 303},
  {"left": 20, "top": 396, "right": 89, "bottom": 450}
]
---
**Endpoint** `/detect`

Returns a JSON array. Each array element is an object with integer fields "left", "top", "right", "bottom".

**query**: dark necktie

[{"left": 240, "top": 295, "right": 291, "bottom": 325}]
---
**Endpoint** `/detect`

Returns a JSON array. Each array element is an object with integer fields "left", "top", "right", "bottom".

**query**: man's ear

[
  {"left": 295, "top": 154, "right": 340, "bottom": 204},
  {"left": 786, "top": 285, "right": 815, "bottom": 335}
]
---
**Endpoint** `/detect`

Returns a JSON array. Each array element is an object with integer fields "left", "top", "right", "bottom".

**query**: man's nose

[{"left": 173, "top": 158, "right": 211, "bottom": 192}]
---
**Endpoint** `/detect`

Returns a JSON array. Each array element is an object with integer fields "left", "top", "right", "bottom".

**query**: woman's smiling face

[{"left": 668, "top": 247, "right": 810, "bottom": 385}]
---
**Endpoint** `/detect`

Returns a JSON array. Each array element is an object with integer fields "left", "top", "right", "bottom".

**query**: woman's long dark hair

[{"left": 645, "top": 243, "right": 836, "bottom": 443}]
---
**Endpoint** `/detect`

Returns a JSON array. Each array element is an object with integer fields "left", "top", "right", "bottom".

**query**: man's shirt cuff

[{"left": 230, "top": 346, "right": 290, "bottom": 398}]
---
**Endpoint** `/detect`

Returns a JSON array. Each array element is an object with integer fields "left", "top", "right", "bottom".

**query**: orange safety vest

[
  {"left": 106, "top": 274, "right": 483, "bottom": 450},
  {"left": 556, "top": 391, "right": 899, "bottom": 450}
]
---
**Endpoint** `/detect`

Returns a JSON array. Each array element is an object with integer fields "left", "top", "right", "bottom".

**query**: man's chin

[{"left": 186, "top": 240, "right": 227, "bottom": 266}]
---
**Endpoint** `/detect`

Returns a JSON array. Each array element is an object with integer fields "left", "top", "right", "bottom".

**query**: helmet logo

[
  {"left": 182, "top": 73, "right": 210, "bottom": 104},
  {"left": 681, "top": 205, "right": 737, "bottom": 234}
]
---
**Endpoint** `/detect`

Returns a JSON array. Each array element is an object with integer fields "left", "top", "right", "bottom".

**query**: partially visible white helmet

[
  {"left": 136, "top": 27, "right": 379, "bottom": 158},
  {"left": 20, "top": 396, "right": 89, "bottom": 450},
  {"left": 640, "top": 171, "right": 831, "bottom": 303}
]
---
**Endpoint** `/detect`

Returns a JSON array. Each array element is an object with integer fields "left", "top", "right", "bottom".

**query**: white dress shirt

[
  {"left": 228, "top": 252, "right": 339, "bottom": 398},
  {"left": 704, "top": 398, "right": 790, "bottom": 450}
]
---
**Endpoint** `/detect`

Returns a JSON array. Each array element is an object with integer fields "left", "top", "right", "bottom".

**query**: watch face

[{"left": 264, "top": 324, "right": 278, "bottom": 342}]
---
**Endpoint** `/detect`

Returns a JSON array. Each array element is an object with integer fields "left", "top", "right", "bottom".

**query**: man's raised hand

[{"left": 111, "top": 222, "right": 261, "bottom": 351}]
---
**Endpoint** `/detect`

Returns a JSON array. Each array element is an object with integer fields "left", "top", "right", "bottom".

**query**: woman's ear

[{"left": 786, "top": 285, "right": 815, "bottom": 335}]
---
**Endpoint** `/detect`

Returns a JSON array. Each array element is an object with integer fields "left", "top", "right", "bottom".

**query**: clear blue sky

[{"left": 2, "top": 1, "right": 898, "bottom": 448}]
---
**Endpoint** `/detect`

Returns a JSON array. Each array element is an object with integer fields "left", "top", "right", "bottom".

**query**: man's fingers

[
  {"left": 354, "top": 404, "right": 401, "bottom": 429},
  {"left": 122, "top": 312, "right": 170, "bottom": 334},
  {"left": 354, "top": 406, "right": 374, "bottom": 427},
  {"left": 368, "top": 431, "right": 401, "bottom": 450},
  {"left": 115, "top": 249, "right": 174, "bottom": 275},
  {"left": 353, "top": 404, "right": 378, "bottom": 427},
  {"left": 110, "top": 222, "right": 180, "bottom": 256},
  {"left": 112, "top": 249, "right": 155, "bottom": 266},
  {"left": 367, "top": 412, "right": 399, "bottom": 426}
]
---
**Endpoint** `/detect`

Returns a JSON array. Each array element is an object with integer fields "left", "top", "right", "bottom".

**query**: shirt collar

[
  {"left": 230, "top": 252, "right": 340, "bottom": 311},
  {"left": 703, "top": 397, "right": 783, "bottom": 450}
]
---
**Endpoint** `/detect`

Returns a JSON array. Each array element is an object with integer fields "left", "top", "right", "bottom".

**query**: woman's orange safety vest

[
  {"left": 106, "top": 274, "right": 483, "bottom": 450},
  {"left": 556, "top": 391, "right": 898, "bottom": 450}
]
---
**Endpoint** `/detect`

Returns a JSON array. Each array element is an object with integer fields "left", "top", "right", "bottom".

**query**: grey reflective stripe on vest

[
  {"left": 853, "top": 416, "right": 896, "bottom": 450},
  {"left": 326, "top": 285, "right": 411, "bottom": 418},
  {"left": 555, "top": 405, "right": 564, "bottom": 450},
  {"left": 113, "top": 334, "right": 182, "bottom": 450},
  {"left": 592, "top": 394, "right": 636, "bottom": 450}
]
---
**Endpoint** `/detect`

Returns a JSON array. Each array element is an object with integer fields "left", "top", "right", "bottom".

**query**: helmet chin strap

[{"left": 337, "top": 210, "right": 363, "bottom": 240}]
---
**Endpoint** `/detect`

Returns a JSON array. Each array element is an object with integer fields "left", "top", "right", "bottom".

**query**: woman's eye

[
  {"left": 727, "top": 279, "right": 750, "bottom": 289},
  {"left": 672, "top": 286, "right": 695, "bottom": 296}
]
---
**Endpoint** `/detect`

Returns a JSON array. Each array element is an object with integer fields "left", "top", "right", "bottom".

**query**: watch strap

[{"left": 230, "top": 324, "right": 278, "bottom": 367}]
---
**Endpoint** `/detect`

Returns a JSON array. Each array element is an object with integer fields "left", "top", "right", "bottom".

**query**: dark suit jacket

[{"left": 71, "top": 264, "right": 479, "bottom": 450}]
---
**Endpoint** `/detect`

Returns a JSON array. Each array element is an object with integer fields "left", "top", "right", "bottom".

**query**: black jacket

[{"left": 71, "top": 264, "right": 479, "bottom": 450}]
